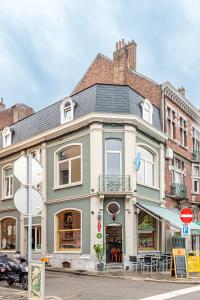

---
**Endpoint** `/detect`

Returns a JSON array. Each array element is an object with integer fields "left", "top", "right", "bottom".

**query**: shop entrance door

[{"left": 106, "top": 224, "right": 122, "bottom": 263}]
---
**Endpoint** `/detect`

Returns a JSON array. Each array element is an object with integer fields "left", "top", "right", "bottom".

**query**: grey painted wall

[{"left": 47, "top": 133, "right": 90, "bottom": 201}]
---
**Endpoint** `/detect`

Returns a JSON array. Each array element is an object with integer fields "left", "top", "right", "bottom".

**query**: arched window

[
  {"left": 60, "top": 97, "right": 75, "bottom": 124},
  {"left": 0, "top": 217, "right": 16, "bottom": 250},
  {"left": 141, "top": 99, "right": 153, "bottom": 124},
  {"left": 56, "top": 210, "right": 81, "bottom": 252},
  {"left": 2, "top": 127, "right": 12, "bottom": 148},
  {"left": 56, "top": 144, "right": 82, "bottom": 187},
  {"left": 2, "top": 165, "right": 13, "bottom": 198},
  {"left": 137, "top": 146, "right": 156, "bottom": 187}
]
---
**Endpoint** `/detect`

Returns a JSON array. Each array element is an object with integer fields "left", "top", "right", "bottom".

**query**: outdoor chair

[
  {"left": 143, "top": 256, "right": 157, "bottom": 273},
  {"left": 129, "top": 256, "right": 142, "bottom": 272},
  {"left": 158, "top": 255, "right": 168, "bottom": 271}
]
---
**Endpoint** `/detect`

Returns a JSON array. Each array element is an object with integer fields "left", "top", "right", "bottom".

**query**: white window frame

[
  {"left": 60, "top": 97, "right": 75, "bottom": 124},
  {"left": 54, "top": 143, "right": 82, "bottom": 189},
  {"left": 192, "top": 127, "right": 200, "bottom": 153},
  {"left": 32, "top": 226, "right": 41, "bottom": 252},
  {"left": 171, "top": 157, "right": 185, "bottom": 184},
  {"left": 192, "top": 164, "right": 200, "bottom": 194},
  {"left": 141, "top": 99, "right": 153, "bottom": 125},
  {"left": 105, "top": 139, "right": 122, "bottom": 176},
  {"left": 2, "top": 164, "right": 13, "bottom": 199},
  {"left": 166, "top": 106, "right": 176, "bottom": 140},
  {"left": 2, "top": 127, "right": 12, "bottom": 148},
  {"left": 179, "top": 116, "right": 187, "bottom": 148},
  {"left": 136, "top": 144, "right": 158, "bottom": 189}
]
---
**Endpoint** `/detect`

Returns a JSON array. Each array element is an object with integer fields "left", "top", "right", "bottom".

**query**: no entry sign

[{"left": 180, "top": 208, "right": 193, "bottom": 224}]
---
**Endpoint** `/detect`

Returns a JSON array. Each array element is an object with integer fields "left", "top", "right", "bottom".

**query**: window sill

[
  {"left": 137, "top": 183, "right": 160, "bottom": 191},
  {"left": 0, "top": 250, "right": 16, "bottom": 253},
  {"left": 53, "top": 251, "right": 82, "bottom": 254},
  {"left": 53, "top": 181, "right": 82, "bottom": 190},
  {"left": 1, "top": 196, "right": 13, "bottom": 201}
]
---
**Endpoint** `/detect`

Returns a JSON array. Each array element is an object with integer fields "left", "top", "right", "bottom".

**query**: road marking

[
  {"left": 138, "top": 285, "right": 200, "bottom": 300},
  {"left": 45, "top": 297, "right": 63, "bottom": 300}
]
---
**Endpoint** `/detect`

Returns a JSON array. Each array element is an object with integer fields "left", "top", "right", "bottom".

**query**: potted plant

[{"left": 93, "top": 244, "right": 105, "bottom": 271}]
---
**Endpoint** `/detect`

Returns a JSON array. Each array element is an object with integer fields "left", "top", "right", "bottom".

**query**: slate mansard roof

[{"left": 0, "top": 84, "right": 162, "bottom": 148}]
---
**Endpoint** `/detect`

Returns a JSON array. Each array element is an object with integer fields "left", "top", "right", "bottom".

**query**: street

[{"left": 0, "top": 272, "right": 200, "bottom": 300}]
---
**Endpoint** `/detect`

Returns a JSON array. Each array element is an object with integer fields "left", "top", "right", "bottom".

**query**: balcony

[
  {"left": 171, "top": 183, "right": 187, "bottom": 199},
  {"left": 193, "top": 150, "right": 200, "bottom": 162},
  {"left": 99, "top": 175, "right": 131, "bottom": 194}
]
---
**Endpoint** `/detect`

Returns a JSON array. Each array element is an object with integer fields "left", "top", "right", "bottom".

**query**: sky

[{"left": 0, "top": 0, "right": 200, "bottom": 111}]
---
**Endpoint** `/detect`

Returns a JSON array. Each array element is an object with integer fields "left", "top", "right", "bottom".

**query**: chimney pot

[
  {"left": 119, "top": 40, "right": 122, "bottom": 49},
  {"left": 122, "top": 39, "right": 125, "bottom": 47},
  {"left": 116, "top": 42, "right": 118, "bottom": 50},
  {"left": 178, "top": 86, "right": 185, "bottom": 96}
]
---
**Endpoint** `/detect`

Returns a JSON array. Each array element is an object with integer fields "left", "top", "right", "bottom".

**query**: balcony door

[{"left": 105, "top": 139, "right": 122, "bottom": 191}]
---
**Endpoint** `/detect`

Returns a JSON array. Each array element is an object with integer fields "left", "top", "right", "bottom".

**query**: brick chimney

[
  {"left": 178, "top": 86, "right": 185, "bottom": 96},
  {"left": 113, "top": 39, "right": 137, "bottom": 84},
  {"left": 12, "top": 103, "right": 34, "bottom": 123},
  {"left": 0, "top": 97, "right": 5, "bottom": 110}
]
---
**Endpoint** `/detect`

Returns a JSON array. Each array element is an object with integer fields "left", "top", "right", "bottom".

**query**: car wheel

[{"left": 22, "top": 274, "right": 28, "bottom": 290}]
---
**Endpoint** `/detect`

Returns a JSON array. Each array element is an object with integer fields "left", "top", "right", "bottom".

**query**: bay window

[
  {"left": 137, "top": 147, "right": 156, "bottom": 187},
  {"left": 192, "top": 165, "right": 200, "bottom": 194},
  {"left": 56, "top": 210, "right": 81, "bottom": 252}
]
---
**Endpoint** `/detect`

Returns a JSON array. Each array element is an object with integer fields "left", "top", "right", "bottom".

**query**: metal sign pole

[{"left": 27, "top": 154, "right": 32, "bottom": 262}]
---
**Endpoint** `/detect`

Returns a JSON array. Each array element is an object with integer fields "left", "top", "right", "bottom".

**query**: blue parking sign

[{"left": 182, "top": 224, "right": 190, "bottom": 236}]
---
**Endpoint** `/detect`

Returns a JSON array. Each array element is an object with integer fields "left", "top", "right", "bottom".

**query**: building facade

[{"left": 0, "top": 83, "right": 167, "bottom": 269}]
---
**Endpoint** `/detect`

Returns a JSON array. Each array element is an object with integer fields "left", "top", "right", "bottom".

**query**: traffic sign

[
  {"left": 180, "top": 208, "right": 193, "bottom": 224},
  {"left": 14, "top": 187, "right": 43, "bottom": 216},
  {"left": 14, "top": 155, "right": 42, "bottom": 186},
  {"left": 182, "top": 224, "right": 190, "bottom": 236}
]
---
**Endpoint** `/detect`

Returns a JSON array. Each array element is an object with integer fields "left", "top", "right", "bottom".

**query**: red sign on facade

[{"left": 180, "top": 208, "right": 193, "bottom": 224}]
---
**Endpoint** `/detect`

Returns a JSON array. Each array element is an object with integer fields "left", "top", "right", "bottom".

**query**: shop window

[
  {"left": 141, "top": 99, "right": 153, "bottom": 124},
  {"left": 60, "top": 97, "right": 75, "bottom": 124},
  {"left": 2, "top": 127, "right": 12, "bottom": 148},
  {"left": 137, "top": 146, "right": 156, "bottom": 187},
  {"left": 2, "top": 165, "right": 13, "bottom": 198},
  {"left": 56, "top": 210, "right": 81, "bottom": 252},
  {"left": 105, "top": 139, "right": 122, "bottom": 176},
  {"left": 32, "top": 226, "right": 41, "bottom": 251},
  {"left": 0, "top": 217, "right": 16, "bottom": 250},
  {"left": 138, "top": 211, "right": 157, "bottom": 251},
  {"left": 56, "top": 144, "right": 82, "bottom": 187}
]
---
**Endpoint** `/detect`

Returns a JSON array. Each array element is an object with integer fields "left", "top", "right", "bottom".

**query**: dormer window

[
  {"left": 60, "top": 97, "right": 75, "bottom": 124},
  {"left": 2, "top": 127, "right": 12, "bottom": 148},
  {"left": 141, "top": 99, "right": 153, "bottom": 124}
]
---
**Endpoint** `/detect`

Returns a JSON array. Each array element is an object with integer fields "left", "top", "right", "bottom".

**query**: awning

[{"left": 137, "top": 203, "right": 200, "bottom": 233}]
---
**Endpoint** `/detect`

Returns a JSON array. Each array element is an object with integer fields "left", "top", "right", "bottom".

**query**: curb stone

[{"left": 46, "top": 267, "right": 200, "bottom": 284}]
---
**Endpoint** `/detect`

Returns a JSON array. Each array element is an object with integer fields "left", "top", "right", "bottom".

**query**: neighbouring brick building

[
  {"left": 71, "top": 38, "right": 200, "bottom": 251},
  {"left": 0, "top": 98, "right": 34, "bottom": 130}
]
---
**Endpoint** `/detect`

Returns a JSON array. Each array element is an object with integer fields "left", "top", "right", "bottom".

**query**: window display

[
  {"left": 138, "top": 211, "right": 157, "bottom": 250},
  {"left": 56, "top": 210, "right": 81, "bottom": 252},
  {"left": 0, "top": 218, "right": 16, "bottom": 250}
]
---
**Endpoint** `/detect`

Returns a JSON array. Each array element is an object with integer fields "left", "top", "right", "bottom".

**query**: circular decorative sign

[
  {"left": 107, "top": 202, "right": 120, "bottom": 216},
  {"left": 96, "top": 233, "right": 102, "bottom": 239},
  {"left": 180, "top": 208, "right": 193, "bottom": 224}
]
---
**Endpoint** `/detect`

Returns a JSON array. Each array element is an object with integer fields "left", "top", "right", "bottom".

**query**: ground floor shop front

[{"left": 0, "top": 197, "right": 200, "bottom": 270}]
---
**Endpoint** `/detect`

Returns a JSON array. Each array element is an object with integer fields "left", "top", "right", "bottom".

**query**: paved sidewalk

[
  {"left": 46, "top": 267, "right": 200, "bottom": 284},
  {"left": 0, "top": 286, "right": 27, "bottom": 300}
]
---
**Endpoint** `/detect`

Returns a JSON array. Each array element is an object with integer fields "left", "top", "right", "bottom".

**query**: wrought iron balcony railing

[
  {"left": 193, "top": 149, "right": 200, "bottom": 161},
  {"left": 99, "top": 175, "right": 131, "bottom": 193},
  {"left": 171, "top": 183, "right": 187, "bottom": 199}
]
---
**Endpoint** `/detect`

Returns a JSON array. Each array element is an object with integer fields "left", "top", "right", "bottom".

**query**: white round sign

[
  {"left": 14, "top": 187, "right": 43, "bottom": 216},
  {"left": 14, "top": 156, "right": 42, "bottom": 187}
]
